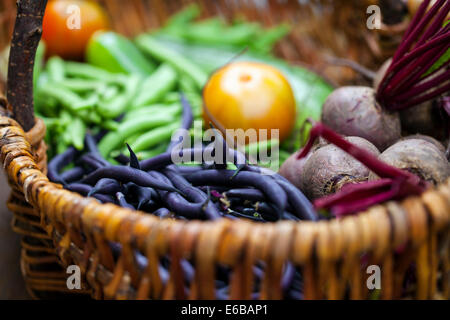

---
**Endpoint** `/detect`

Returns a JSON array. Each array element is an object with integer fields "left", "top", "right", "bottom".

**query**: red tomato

[
  {"left": 203, "top": 62, "right": 296, "bottom": 143},
  {"left": 42, "top": 0, "right": 109, "bottom": 59}
]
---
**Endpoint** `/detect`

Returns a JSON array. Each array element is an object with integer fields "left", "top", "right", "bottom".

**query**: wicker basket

[{"left": 0, "top": 0, "right": 448, "bottom": 300}]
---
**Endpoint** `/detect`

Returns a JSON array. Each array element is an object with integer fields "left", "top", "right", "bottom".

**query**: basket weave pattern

[{"left": 0, "top": 0, "right": 449, "bottom": 300}]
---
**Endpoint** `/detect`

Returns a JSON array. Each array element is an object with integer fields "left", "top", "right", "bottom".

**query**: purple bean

[
  {"left": 184, "top": 169, "right": 287, "bottom": 212},
  {"left": 163, "top": 167, "right": 221, "bottom": 220},
  {"left": 66, "top": 183, "right": 114, "bottom": 203},
  {"left": 153, "top": 207, "right": 171, "bottom": 217},
  {"left": 116, "top": 192, "right": 135, "bottom": 210},
  {"left": 80, "top": 166, "right": 181, "bottom": 194},
  {"left": 59, "top": 166, "right": 85, "bottom": 183},
  {"left": 166, "top": 93, "right": 194, "bottom": 153},
  {"left": 225, "top": 188, "right": 266, "bottom": 202},
  {"left": 148, "top": 171, "right": 212, "bottom": 219},
  {"left": 274, "top": 179, "right": 318, "bottom": 221},
  {"left": 48, "top": 147, "right": 78, "bottom": 183}
]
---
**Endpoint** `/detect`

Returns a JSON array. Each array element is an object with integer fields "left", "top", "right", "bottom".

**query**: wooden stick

[{"left": 6, "top": 0, "right": 47, "bottom": 132}]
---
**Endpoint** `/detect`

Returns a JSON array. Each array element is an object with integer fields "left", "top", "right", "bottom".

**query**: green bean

[
  {"left": 100, "top": 85, "right": 120, "bottom": 101},
  {"left": 101, "top": 120, "right": 119, "bottom": 131},
  {"left": 38, "top": 82, "right": 94, "bottom": 111},
  {"left": 130, "top": 122, "right": 180, "bottom": 152},
  {"left": 164, "top": 3, "right": 200, "bottom": 30},
  {"left": 98, "top": 114, "right": 174, "bottom": 157},
  {"left": 132, "top": 63, "right": 177, "bottom": 108},
  {"left": 68, "top": 117, "right": 86, "bottom": 150},
  {"left": 59, "top": 78, "right": 107, "bottom": 93},
  {"left": 135, "top": 35, "right": 208, "bottom": 89},
  {"left": 33, "top": 41, "right": 46, "bottom": 89},
  {"left": 123, "top": 103, "right": 180, "bottom": 122},
  {"left": 136, "top": 143, "right": 169, "bottom": 160},
  {"left": 97, "top": 75, "right": 141, "bottom": 118},
  {"left": 47, "top": 56, "right": 66, "bottom": 82},
  {"left": 64, "top": 61, "right": 120, "bottom": 82}
]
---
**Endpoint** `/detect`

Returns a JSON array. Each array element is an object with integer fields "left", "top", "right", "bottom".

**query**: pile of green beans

[{"left": 34, "top": 48, "right": 202, "bottom": 159}]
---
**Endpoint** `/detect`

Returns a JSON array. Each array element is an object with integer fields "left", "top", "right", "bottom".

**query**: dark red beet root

[
  {"left": 370, "top": 139, "right": 450, "bottom": 185},
  {"left": 299, "top": 136, "right": 380, "bottom": 200},
  {"left": 321, "top": 86, "right": 401, "bottom": 151},
  {"left": 298, "top": 122, "right": 428, "bottom": 217},
  {"left": 400, "top": 134, "right": 446, "bottom": 153}
]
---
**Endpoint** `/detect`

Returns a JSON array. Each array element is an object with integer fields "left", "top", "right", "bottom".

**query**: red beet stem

[
  {"left": 392, "top": 82, "right": 450, "bottom": 110},
  {"left": 391, "top": 0, "right": 436, "bottom": 61},
  {"left": 314, "top": 178, "right": 393, "bottom": 209},
  {"left": 415, "top": 1, "right": 450, "bottom": 47},
  {"left": 329, "top": 188, "right": 398, "bottom": 218},
  {"left": 377, "top": 0, "right": 450, "bottom": 110},
  {"left": 393, "top": 68, "right": 450, "bottom": 102}
]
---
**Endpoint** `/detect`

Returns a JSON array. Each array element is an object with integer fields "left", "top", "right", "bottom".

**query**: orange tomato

[
  {"left": 42, "top": 0, "right": 110, "bottom": 59},
  {"left": 203, "top": 62, "right": 296, "bottom": 143}
]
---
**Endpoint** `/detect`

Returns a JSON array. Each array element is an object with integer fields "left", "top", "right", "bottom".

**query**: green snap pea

[
  {"left": 136, "top": 143, "right": 169, "bottom": 160},
  {"left": 38, "top": 82, "right": 94, "bottom": 111},
  {"left": 132, "top": 63, "right": 177, "bottom": 108},
  {"left": 97, "top": 75, "right": 141, "bottom": 118},
  {"left": 33, "top": 41, "right": 46, "bottom": 88},
  {"left": 130, "top": 122, "right": 180, "bottom": 152},
  {"left": 123, "top": 103, "right": 180, "bottom": 122},
  {"left": 59, "top": 78, "right": 107, "bottom": 93},
  {"left": 64, "top": 61, "right": 121, "bottom": 82},
  {"left": 135, "top": 35, "right": 208, "bottom": 89},
  {"left": 98, "top": 114, "right": 174, "bottom": 157},
  {"left": 47, "top": 56, "right": 65, "bottom": 82},
  {"left": 101, "top": 120, "right": 119, "bottom": 131},
  {"left": 67, "top": 117, "right": 86, "bottom": 150}
]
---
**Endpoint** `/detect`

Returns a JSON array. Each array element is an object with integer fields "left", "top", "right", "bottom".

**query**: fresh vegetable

[
  {"left": 297, "top": 122, "right": 429, "bottom": 217},
  {"left": 369, "top": 139, "right": 450, "bottom": 185},
  {"left": 86, "top": 31, "right": 155, "bottom": 75},
  {"left": 203, "top": 61, "right": 296, "bottom": 143},
  {"left": 322, "top": 0, "right": 449, "bottom": 150},
  {"left": 298, "top": 136, "right": 380, "bottom": 200},
  {"left": 42, "top": 0, "right": 110, "bottom": 59},
  {"left": 321, "top": 86, "right": 401, "bottom": 151}
]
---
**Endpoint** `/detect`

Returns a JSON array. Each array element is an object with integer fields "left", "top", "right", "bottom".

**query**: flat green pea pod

[
  {"left": 164, "top": 3, "right": 200, "bottom": 31},
  {"left": 123, "top": 102, "right": 181, "bottom": 122},
  {"left": 131, "top": 64, "right": 177, "bottom": 108},
  {"left": 64, "top": 61, "right": 121, "bottom": 82},
  {"left": 130, "top": 122, "right": 180, "bottom": 152},
  {"left": 97, "top": 75, "right": 141, "bottom": 118},
  {"left": 58, "top": 78, "right": 107, "bottom": 94},
  {"left": 37, "top": 82, "right": 95, "bottom": 112},
  {"left": 46, "top": 56, "right": 65, "bottom": 82},
  {"left": 67, "top": 117, "right": 86, "bottom": 150},
  {"left": 135, "top": 35, "right": 208, "bottom": 89},
  {"left": 101, "top": 120, "right": 119, "bottom": 131},
  {"left": 98, "top": 113, "right": 175, "bottom": 157},
  {"left": 33, "top": 41, "right": 46, "bottom": 89},
  {"left": 86, "top": 31, "right": 156, "bottom": 76},
  {"left": 136, "top": 143, "right": 169, "bottom": 160}
]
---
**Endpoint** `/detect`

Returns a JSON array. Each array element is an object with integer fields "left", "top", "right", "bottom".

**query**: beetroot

[
  {"left": 299, "top": 136, "right": 380, "bottom": 200},
  {"left": 323, "top": 0, "right": 449, "bottom": 150},
  {"left": 297, "top": 122, "right": 428, "bottom": 217},
  {"left": 321, "top": 86, "right": 401, "bottom": 151},
  {"left": 369, "top": 139, "right": 450, "bottom": 185},
  {"left": 400, "top": 134, "right": 446, "bottom": 153}
]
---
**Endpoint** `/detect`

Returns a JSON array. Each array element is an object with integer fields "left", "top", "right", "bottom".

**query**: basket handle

[{"left": 6, "top": 0, "right": 47, "bottom": 132}]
